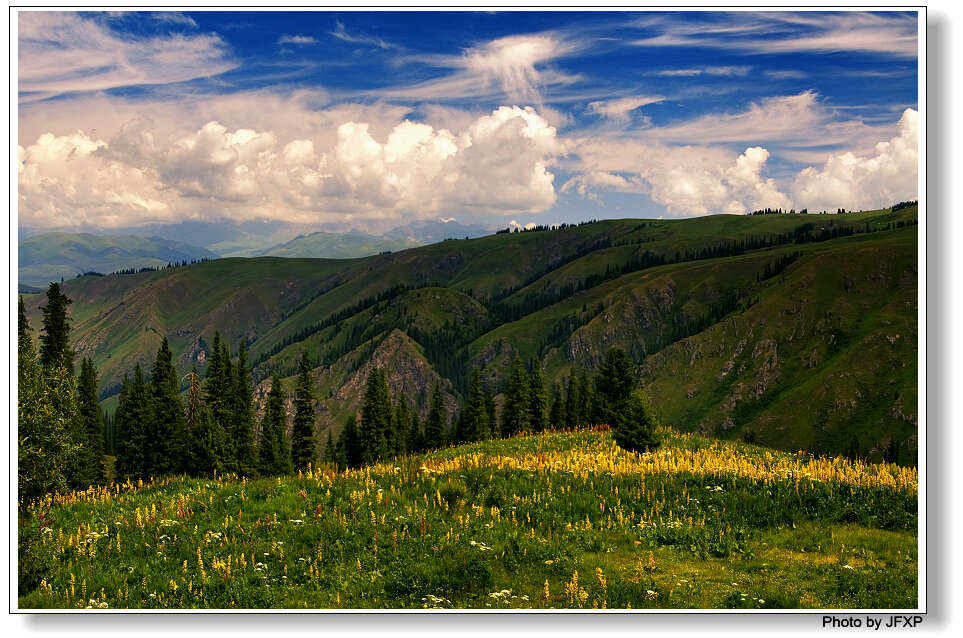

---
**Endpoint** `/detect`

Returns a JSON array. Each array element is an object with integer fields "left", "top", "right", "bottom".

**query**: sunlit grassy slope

[{"left": 19, "top": 428, "right": 917, "bottom": 610}]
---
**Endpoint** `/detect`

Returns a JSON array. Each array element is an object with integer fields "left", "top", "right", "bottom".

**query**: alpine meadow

[{"left": 15, "top": 10, "right": 921, "bottom": 614}]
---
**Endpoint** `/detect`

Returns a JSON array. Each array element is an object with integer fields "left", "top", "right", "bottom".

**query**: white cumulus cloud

[
  {"left": 790, "top": 108, "right": 917, "bottom": 212},
  {"left": 17, "top": 105, "right": 567, "bottom": 230},
  {"left": 18, "top": 131, "right": 173, "bottom": 228},
  {"left": 565, "top": 139, "right": 791, "bottom": 216}
]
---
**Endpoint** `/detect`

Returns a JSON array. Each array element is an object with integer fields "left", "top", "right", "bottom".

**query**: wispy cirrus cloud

[
  {"left": 631, "top": 11, "right": 917, "bottom": 58},
  {"left": 763, "top": 69, "right": 808, "bottom": 80},
  {"left": 656, "top": 66, "right": 751, "bottom": 77},
  {"left": 330, "top": 21, "right": 398, "bottom": 50},
  {"left": 378, "top": 33, "right": 584, "bottom": 108},
  {"left": 18, "top": 11, "right": 237, "bottom": 102},
  {"left": 149, "top": 12, "right": 198, "bottom": 28},
  {"left": 587, "top": 96, "right": 664, "bottom": 122},
  {"left": 278, "top": 34, "right": 317, "bottom": 45}
]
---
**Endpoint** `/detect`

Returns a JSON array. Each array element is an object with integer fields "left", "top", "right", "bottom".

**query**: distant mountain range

[
  {"left": 19, "top": 220, "right": 495, "bottom": 287},
  {"left": 261, "top": 231, "right": 417, "bottom": 259},
  {"left": 18, "top": 232, "right": 219, "bottom": 290},
  {"left": 383, "top": 219, "right": 491, "bottom": 243}
]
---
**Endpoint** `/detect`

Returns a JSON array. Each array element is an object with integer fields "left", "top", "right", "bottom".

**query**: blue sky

[{"left": 17, "top": 10, "right": 919, "bottom": 235}]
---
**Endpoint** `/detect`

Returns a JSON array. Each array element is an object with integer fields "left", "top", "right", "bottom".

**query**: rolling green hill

[
  {"left": 18, "top": 232, "right": 218, "bottom": 289},
  {"left": 21, "top": 207, "right": 919, "bottom": 461}
]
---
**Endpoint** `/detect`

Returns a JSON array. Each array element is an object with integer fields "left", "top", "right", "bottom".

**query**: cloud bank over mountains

[
  {"left": 16, "top": 11, "right": 919, "bottom": 231},
  {"left": 19, "top": 105, "right": 565, "bottom": 229}
]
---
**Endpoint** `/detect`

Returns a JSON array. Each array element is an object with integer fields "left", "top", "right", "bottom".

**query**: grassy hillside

[
  {"left": 21, "top": 207, "right": 918, "bottom": 460},
  {"left": 18, "top": 232, "right": 218, "bottom": 289},
  {"left": 17, "top": 428, "right": 917, "bottom": 610}
]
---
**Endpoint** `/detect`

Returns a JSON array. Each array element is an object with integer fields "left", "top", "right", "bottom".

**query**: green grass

[{"left": 18, "top": 429, "right": 917, "bottom": 610}]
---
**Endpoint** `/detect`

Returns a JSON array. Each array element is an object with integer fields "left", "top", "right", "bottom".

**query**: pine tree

[
  {"left": 17, "top": 299, "right": 79, "bottom": 501},
  {"left": 115, "top": 365, "right": 151, "bottom": 479},
  {"left": 594, "top": 347, "right": 636, "bottom": 426},
  {"left": 484, "top": 391, "right": 497, "bottom": 439},
  {"left": 424, "top": 384, "right": 446, "bottom": 449},
  {"left": 564, "top": 373, "right": 578, "bottom": 429},
  {"left": 576, "top": 371, "right": 593, "bottom": 427},
  {"left": 258, "top": 376, "right": 292, "bottom": 476},
  {"left": 324, "top": 429, "right": 336, "bottom": 465},
  {"left": 460, "top": 368, "right": 490, "bottom": 443},
  {"left": 75, "top": 357, "right": 105, "bottom": 485},
  {"left": 360, "top": 369, "right": 392, "bottom": 464},
  {"left": 394, "top": 394, "right": 411, "bottom": 456},
  {"left": 205, "top": 332, "right": 235, "bottom": 463},
  {"left": 501, "top": 358, "right": 531, "bottom": 437},
  {"left": 231, "top": 342, "right": 257, "bottom": 476},
  {"left": 340, "top": 415, "right": 362, "bottom": 468},
  {"left": 291, "top": 352, "right": 318, "bottom": 471},
  {"left": 18, "top": 295, "right": 33, "bottom": 367},
  {"left": 407, "top": 411, "right": 423, "bottom": 454},
  {"left": 612, "top": 389, "right": 660, "bottom": 453},
  {"left": 103, "top": 408, "right": 116, "bottom": 457},
  {"left": 549, "top": 382, "right": 564, "bottom": 429},
  {"left": 185, "top": 368, "right": 225, "bottom": 476},
  {"left": 527, "top": 360, "right": 548, "bottom": 432},
  {"left": 39, "top": 282, "right": 74, "bottom": 372},
  {"left": 149, "top": 338, "right": 188, "bottom": 476}
]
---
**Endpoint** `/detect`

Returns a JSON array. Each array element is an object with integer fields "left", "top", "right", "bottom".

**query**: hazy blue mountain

[
  {"left": 261, "top": 231, "right": 418, "bottom": 259},
  {"left": 18, "top": 232, "right": 218, "bottom": 289},
  {"left": 384, "top": 219, "right": 492, "bottom": 243}
]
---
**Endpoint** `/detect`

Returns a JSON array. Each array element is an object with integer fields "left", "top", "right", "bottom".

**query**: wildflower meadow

[{"left": 18, "top": 427, "right": 917, "bottom": 610}]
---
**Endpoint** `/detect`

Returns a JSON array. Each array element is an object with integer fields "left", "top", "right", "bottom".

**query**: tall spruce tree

[
  {"left": 484, "top": 391, "right": 497, "bottom": 439},
  {"left": 339, "top": 415, "right": 362, "bottom": 468},
  {"left": 149, "top": 338, "right": 188, "bottom": 476},
  {"left": 324, "top": 429, "right": 336, "bottom": 465},
  {"left": 460, "top": 368, "right": 490, "bottom": 443},
  {"left": 103, "top": 408, "right": 116, "bottom": 457},
  {"left": 576, "top": 371, "right": 593, "bottom": 427},
  {"left": 291, "top": 352, "right": 318, "bottom": 471},
  {"left": 18, "top": 295, "right": 32, "bottom": 365},
  {"left": 424, "top": 384, "right": 446, "bottom": 449},
  {"left": 258, "top": 376, "right": 292, "bottom": 476},
  {"left": 231, "top": 342, "right": 257, "bottom": 476},
  {"left": 564, "top": 373, "right": 578, "bottom": 429},
  {"left": 359, "top": 368, "right": 392, "bottom": 464},
  {"left": 205, "top": 333, "right": 234, "bottom": 461},
  {"left": 612, "top": 390, "right": 660, "bottom": 453},
  {"left": 407, "top": 410, "right": 423, "bottom": 454},
  {"left": 75, "top": 357, "right": 105, "bottom": 485},
  {"left": 549, "top": 382, "right": 564, "bottom": 429},
  {"left": 527, "top": 360, "right": 548, "bottom": 432},
  {"left": 501, "top": 358, "right": 531, "bottom": 437},
  {"left": 115, "top": 365, "right": 151, "bottom": 479},
  {"left": 39, "top": 282, "right": 74, "bottom": 372},
  {"left": 394, "top": 394, "right": 411, "bottom": 456},
  {"left": 185, "top": 368, "right": 225, "bottom": 476},
  {"left": 17, "top": 297, "right": 79, "bottom": 501},
  {"left": 594, "top": 347, "right": 636, "bottom": 426}
]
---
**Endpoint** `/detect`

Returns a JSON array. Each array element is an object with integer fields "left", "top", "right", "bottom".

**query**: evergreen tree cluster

[
  {"left": 890, "top": 200, "right": 917, "bottom": 213},
  {"left": 329, "top": 347, "right": 660, "bottom": 469},
  {"left": 18, "top": 285, "right": 109, "bottom": 501},
  {"left": 112, "top": 340, "right": 319, "bottom": 480}
]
